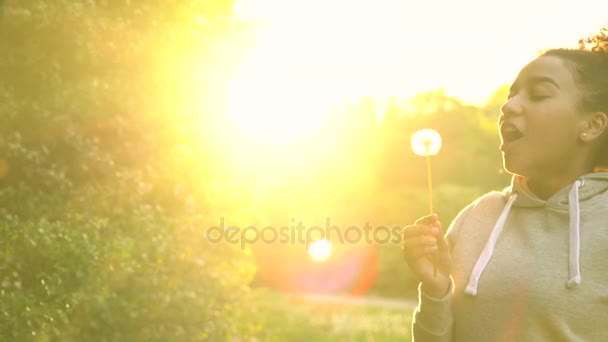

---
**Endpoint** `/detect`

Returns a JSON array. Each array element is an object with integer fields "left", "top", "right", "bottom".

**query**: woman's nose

[{"left": 500, "top": 96, "right": 523, "bottom": 118}]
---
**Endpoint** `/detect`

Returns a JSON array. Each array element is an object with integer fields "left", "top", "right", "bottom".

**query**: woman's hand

[{"left": 401, "top": 214, "right": 451, "bottom": 298}]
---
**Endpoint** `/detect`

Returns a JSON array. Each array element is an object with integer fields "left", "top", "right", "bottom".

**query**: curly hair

[
  {"left": 578, "top": 26, "right": 608, "bottom": 51},
  {"left": 540, "top": 26, "right": 608, "bottom": 168}
]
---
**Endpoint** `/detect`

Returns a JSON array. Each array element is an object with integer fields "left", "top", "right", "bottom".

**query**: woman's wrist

[{"left": 421, "top": 279, "right": 451, "bottom": 298}]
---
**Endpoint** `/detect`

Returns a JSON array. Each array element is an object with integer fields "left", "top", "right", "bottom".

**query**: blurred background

[{"left": 1, "top": 0, "right": 606, "bottom": 340}]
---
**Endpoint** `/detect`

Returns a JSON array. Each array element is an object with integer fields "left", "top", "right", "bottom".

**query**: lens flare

[{"left": 308, "top": 239, "right": 332, "bottom": 262}]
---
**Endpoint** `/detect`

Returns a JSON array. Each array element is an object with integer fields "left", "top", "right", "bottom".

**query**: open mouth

[{"left": 500, "top": 123, "right": 524, "bottom": 144}]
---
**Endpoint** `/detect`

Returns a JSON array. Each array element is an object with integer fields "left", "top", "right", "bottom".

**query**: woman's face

[{"left": 499, "top": 55, "right": 588, "bottom": 179}]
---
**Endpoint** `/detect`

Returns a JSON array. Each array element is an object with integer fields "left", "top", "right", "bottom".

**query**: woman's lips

[{"left": 500, "top": 122, "right": 523, "bottom": 143}]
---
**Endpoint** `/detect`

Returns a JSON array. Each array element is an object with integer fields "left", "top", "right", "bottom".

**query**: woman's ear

[{"left": 579, "top": 112, "right": 608, "bottom": 142}]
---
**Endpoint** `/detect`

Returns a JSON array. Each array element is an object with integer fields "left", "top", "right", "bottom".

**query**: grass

[{"left": 251, "top": 290, "right": 414, "bottom": 341}]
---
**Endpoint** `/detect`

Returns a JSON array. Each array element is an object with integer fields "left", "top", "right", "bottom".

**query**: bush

[{"left": 0, "top": 1, "right": 259, "bottom": 340}]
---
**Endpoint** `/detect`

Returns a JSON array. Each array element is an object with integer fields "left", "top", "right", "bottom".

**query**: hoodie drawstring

[
  {"left": 464, "top": 194, "right": 517, "bottom": 296},
  {"left": 465, "top": 180, "right": 583, "bottom": 297},
  {"left": 567, "top": 179, "right": 583, "bottom": 288}
]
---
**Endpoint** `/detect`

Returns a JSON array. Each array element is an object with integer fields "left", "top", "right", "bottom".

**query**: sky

[
  {"left": 228, "top": 0, "right": 608, "bottom": 141},
  {"left": 232, "top": 0, "right": 608, "bottom": 103}
]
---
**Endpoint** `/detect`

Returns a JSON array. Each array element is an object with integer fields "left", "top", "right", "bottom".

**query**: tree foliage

[{"left": 0, "top": 1, "right": 259, "bottom": 340}]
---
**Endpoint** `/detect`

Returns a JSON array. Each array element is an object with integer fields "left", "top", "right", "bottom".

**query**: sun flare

[
  {"left": 308, "top": 239, "right": 332, "bottom": 262},
  {"left": 228, "top": 0, "right": 417, "bottom": 144},
  {"left": 226, "top": 65, "right": 329, "bottom": 144}
]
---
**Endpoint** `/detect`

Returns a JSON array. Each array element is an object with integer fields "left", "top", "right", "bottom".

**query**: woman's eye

[{"left": 529, "top": 94, "right": 549, "bottom": 101}]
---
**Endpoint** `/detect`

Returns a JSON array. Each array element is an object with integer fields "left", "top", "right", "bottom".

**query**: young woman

[{"left": 401, "top": 27, "right": 608, "bottom": 341}]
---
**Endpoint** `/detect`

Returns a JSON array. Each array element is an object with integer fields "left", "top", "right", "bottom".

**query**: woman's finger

[
  {"left": 403, "top": 245, "right": 438, "bottom": 260},
  {"left": 414, "top": 213, "right": 438, "bottom": 225},
  {"left": 401, "top": 236, "right": 438, "bottom": 249},
  {"left": 402, "top": 224, "right": 440, "bottom": 239}
]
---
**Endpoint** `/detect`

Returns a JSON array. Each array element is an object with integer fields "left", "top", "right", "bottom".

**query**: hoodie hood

[
  {"left": 465, "top": 172, "right": 608, "bottom": 296},
  {"left": 503, "top": 172, "right": 608, "bottom": 209}
]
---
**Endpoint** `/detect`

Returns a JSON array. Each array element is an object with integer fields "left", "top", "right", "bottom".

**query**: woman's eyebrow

[
  {"left": 526, "top": 75, "right": 560, "bottom": 89},
  {"left": 507, "top": 75, "right": 560, "bottom": 98},
  {"left": 509, "top": 75, "right": 560, "bottom": 96}
]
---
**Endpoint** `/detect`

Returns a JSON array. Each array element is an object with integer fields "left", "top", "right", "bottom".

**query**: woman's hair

[{"left": 541, "top": 26, "right": 608, "bottom": 168}]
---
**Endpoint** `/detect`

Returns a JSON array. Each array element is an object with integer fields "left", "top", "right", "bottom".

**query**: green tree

[
  {"left": 0, "top": 1, "right": 259, "bottom": 340},
  {"left": 483, "top": 84, "right": 510, "bottom": 119}
]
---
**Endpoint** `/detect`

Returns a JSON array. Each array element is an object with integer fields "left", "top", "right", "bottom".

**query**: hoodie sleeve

[
  {"left": 411, "top": 203, "right": 474, "bottom": 342},
  {"left": 411, "top": 279, "right": 454, "bottom": 341}
]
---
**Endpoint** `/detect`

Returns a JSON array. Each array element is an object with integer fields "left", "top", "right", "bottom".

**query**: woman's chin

[{"left": 502, "top": 158, "right": 527, "bottom": 177}]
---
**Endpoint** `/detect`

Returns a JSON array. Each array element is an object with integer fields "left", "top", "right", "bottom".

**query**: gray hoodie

[{"left": 412, "top": 172, "right": 608, "bottom": 341}]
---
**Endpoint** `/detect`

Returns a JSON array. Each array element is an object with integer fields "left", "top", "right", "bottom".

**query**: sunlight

[
  {"left": 228, "top": 0, "right": 411, "bottom": 143},
  {"left": 231, "top": 0, "right": 608, "bottom": 117},
  {"left": 226, "top": 65, "right": 330, "bottom": 144},
  {"left": 308, "top": 239, "right": 332, "bottom": 262}
]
